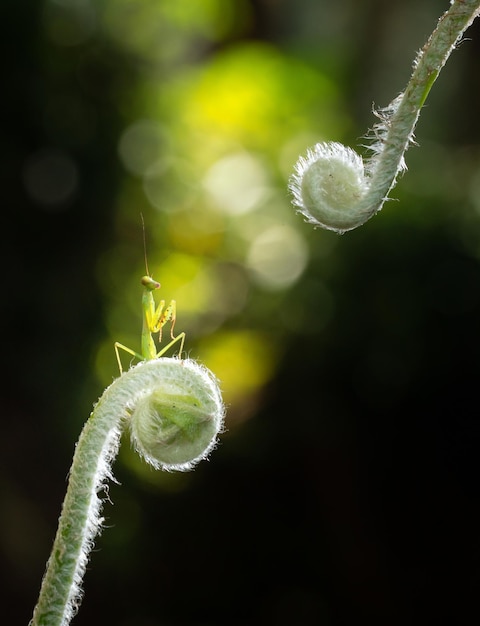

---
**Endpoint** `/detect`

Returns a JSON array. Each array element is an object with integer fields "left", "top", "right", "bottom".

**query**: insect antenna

[{"left": 140, "top": 212, "right": 150, "bottom": 277}]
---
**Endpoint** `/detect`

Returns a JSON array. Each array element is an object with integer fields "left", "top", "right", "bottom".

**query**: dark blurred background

[{"left": 2, "top": 1, "right": 480, "bottom": 624}]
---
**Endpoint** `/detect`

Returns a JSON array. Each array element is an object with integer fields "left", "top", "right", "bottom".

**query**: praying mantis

[
  {"left": 114, "top": 274, "right": 186, "bottom": 374},
  {"left": 114, "top": 224, "right": 185, "bottom": 374}
]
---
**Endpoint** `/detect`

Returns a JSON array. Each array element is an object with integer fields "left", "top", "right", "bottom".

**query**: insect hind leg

[
  {"left": 156, "top": 331, "right": 186, "bottom": 359},
  {"left": 114, "top": 342, "right": 144, "bottom": 375}
]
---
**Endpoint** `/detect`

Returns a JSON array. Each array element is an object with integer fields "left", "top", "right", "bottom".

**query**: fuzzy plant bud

[
  {"left": 30, "top": 356, "right": 225, "bottom": 626},
  {"left": 129, "top": 358, "right": 224, "bottom": 471},
  {"left": 289, "top": 142, "right": 371, "bottom": 234},
  {"left": 290, "top": 1, "right": 480, "bottom": 234}
]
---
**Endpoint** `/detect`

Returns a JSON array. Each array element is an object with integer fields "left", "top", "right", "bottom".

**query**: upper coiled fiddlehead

[{"left": 290, "top": 0, "right": 480, "bottom": 233}]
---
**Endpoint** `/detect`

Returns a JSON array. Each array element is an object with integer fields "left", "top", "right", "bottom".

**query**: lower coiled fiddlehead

[{"left": 30, "top": 359, "right": 224, "bottom": 626}]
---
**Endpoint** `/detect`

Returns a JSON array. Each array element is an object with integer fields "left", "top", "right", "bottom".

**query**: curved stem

[
  {"left": 30, "top": 363, "right": 156, "bottom": 626},
  {"left": 30, "top": 358, "right": 223, "bottom": 626},
  {"left": 360, "top": 0, "right": 480, "bottom": 217}
]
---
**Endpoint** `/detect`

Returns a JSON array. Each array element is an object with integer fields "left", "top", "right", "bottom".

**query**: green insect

[{"left": 114, "top": 223, "right": 185, "bottom": 374}]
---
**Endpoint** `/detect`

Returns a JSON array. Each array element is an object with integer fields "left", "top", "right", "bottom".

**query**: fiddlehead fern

[
  {"left": 290, "top": 0, "right": 480, "bottom": 233},
  {"left": 30, "top": 358, "right": 224, "bottom": 626}
]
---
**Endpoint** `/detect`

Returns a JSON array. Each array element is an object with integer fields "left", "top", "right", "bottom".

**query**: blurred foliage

[
  {"left": 93, "top": 4, "right": 346, "bottom": 423},
  {"left": 2, "top": 1, "right": 480, "bottom": 625}
]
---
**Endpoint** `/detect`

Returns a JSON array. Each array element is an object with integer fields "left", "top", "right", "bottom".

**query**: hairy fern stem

[
  {"left": 30, "top": 359, "right": 224, "bottom": 626},
  {"left": 290, "top": 0, "right": 480, "bottom": 233}
]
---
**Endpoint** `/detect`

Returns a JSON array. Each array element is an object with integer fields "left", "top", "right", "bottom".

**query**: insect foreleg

[
  {"left": 153, "top": 300, "right": 184, "bottom": 358},
  {"left": 159, "top": 300, "right": 177, "bottom": 336}
]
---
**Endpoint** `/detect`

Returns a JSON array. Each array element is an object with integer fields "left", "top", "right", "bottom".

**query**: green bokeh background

[{"left": 2, "top": 1, "right": 480, "bottom": 624}]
